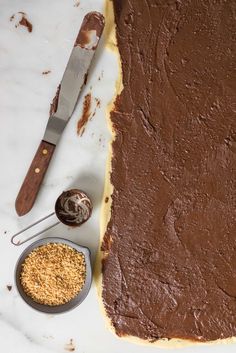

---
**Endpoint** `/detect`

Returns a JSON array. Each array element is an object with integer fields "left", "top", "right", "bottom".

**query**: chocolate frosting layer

[{"left": 101, "top": 0, "right": 236, "bottom": 343}]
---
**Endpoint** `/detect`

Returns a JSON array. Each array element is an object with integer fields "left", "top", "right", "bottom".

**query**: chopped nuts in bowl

[{"left": 15, "top": 238, "right": 92, "bottom": 313}]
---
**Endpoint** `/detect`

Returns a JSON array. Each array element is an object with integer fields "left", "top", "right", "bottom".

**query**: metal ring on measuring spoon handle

[{"left": 11, "top": 189, "right": 93, "bottom": 246}]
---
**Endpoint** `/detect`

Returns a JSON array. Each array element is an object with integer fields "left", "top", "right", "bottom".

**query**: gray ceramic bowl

[{"left": 15, "top": 237, "right": 92, "bottom": 314}]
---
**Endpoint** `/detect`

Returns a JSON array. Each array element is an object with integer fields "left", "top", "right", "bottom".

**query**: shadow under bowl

[{"left": 15, "top": 237, "right": 92, "bottom": 314}]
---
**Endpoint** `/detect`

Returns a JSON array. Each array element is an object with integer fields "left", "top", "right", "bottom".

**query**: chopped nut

[{"left": 20, "top": 243, "right": 86, "bottom": 306}]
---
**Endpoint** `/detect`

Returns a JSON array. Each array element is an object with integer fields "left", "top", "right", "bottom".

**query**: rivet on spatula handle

[{"left": 15, "top": 140, "right": 55, "bottom": 216}]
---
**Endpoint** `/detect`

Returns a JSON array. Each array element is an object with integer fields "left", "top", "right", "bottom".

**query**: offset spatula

[{"left": 15, "top": 12, "right": 105, "bottom": 216}]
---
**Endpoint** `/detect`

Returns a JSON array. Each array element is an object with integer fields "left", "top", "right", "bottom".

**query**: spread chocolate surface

[{"left": 101, "top": 0, "right": 236, "bottom": 343}]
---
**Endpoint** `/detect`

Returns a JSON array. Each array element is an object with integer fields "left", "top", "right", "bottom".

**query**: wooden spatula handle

[{"left": 15, "top": 140, "right": 55, "bottom": 216}]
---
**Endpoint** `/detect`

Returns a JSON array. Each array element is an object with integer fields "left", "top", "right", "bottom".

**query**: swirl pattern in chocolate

[{"left": 55, "top": 189, "right": 92, "bottom": 227}]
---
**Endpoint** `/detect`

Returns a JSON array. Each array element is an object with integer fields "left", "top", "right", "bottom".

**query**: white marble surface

[{"left": 0, "top": 1, "right": 235, "bottom": 352}]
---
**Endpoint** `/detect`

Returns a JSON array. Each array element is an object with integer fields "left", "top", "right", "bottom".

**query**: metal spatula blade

[{"left": 15, "top": 12, "right": 105, "bottom": 216}]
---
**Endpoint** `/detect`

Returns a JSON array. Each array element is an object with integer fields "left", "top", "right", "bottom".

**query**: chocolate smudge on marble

[
  {"left": 11, "top": 12, "right": 32, "bottom": 32},
  {"left": 19, "top": 15, "right": 32, "bottom": 32},
  {"left": 95, "top": 97, "right": 101, "bottom": 108},
  {"left": 89, "top": 98, "right": 101, "bottom": 120},
  {"left": 10, "top": 12, "right": 32, "bottom": 32},
  {"left": 77, "top": 93, "right": 92, "bottom": 136},
  {"left": 6, "top": 285, "right": 12, "bottom": 291},
  {"left": 42, "top": 70, "right": 51, "bottom": 75},
  {"left": 91, "top": 97, "right": 101, "bottom": 119}
]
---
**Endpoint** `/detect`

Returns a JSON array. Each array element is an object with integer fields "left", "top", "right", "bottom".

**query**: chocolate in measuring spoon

[
  {"left": 11, "top": 189, "right": 92, "bottom": 245},
  {"left": 55, "top": 189, "right": 92, "bottom": 227}
]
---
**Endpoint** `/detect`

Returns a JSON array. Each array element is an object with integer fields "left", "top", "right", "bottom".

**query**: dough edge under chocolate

[{"left": 95, "top": 0, "right": 236, "bottom": 348}]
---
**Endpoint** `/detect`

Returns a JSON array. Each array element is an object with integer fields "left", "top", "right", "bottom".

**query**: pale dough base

[{"left": 95, "top": 0, "right": 236, "bottom": 348}]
